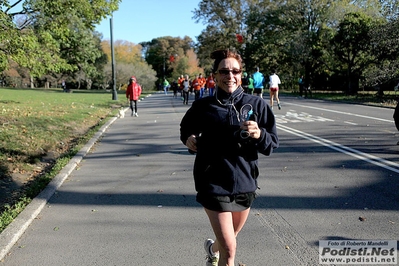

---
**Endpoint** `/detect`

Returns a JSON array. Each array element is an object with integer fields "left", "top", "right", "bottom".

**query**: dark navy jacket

[
  {"left": 180, "top": 87, "right": 279, "bottom": 196},
  {"left": 394, "top": 99, "right": 399, "bottom": 131}
]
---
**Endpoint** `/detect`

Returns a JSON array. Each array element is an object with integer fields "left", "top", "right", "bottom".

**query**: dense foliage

[
  {"left": 193, "top": 0, "right": 399, "bottom": 94},
  {"left": 2, "top": 0, "right": 399, "bottom": 93},
  {"left": 1, "top": 0, "right": 121, "bottom": 87},
  {"left": 140, "top": 36, "right": 204, "bottom": 86},
  {"left": 100, "top": 40, "right": 157, "bottom": 90}
]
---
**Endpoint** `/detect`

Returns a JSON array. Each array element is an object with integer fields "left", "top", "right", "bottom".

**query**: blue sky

[{"left": 95, "top": 0, "right": 206, "bottom": 44}]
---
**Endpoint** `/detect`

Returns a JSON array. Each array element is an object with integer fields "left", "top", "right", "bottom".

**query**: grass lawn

[{"left": 0, "top": 87, "right": 135, "bottom": 232}]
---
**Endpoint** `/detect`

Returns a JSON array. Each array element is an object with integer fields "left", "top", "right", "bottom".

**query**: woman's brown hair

[{"left": 210, "top": 49, "right": 243, "bottom": 74}]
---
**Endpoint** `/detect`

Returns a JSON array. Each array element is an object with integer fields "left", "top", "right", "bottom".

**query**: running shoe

[{"left": 204, "top": 239, "right": 219, "bottom": 266}]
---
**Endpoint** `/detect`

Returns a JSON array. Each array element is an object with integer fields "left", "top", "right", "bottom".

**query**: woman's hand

[
  {"left": 186, "top": 135, "right": 198, "bottom": 152},
  {"left": 241, "top": 121, "right": 261, "bottom": 139}
]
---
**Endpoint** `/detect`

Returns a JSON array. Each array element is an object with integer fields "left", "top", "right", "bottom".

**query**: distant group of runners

[
  {"left": 167, "top": 67, "right": 282, "bottom": 110},
  {"left": 166, "top": 73, "right": 215, "bottom": 105}
]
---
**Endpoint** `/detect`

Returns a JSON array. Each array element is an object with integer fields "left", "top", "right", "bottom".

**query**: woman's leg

[
  {"left": 269, "top": 90, "right": 275, "bottom": 108},
  {"left": 275, "top": 90, "right": 281, "bottom": 109},
  {"left": 183, "top": 91, "right": 188, "bottom": 104},
  {"left": 129, "top": 100, "right": 134, "bottom": 115},
  {"left": 275, "top": 90, "right": 280, "bottom": 104},
  {"left": 205, "top": 208, "right": 251, "bottom": 266},
  {"left": 209, "top": 88, "right": 214, "bottom": 96},
  {"left": 133, "top": 100, "right": 138, "bottom": 113}
]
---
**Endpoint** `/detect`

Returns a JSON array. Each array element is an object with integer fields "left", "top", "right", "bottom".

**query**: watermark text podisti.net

[{"left": 319, "top": 240, "right": 397, "bottom": 264}]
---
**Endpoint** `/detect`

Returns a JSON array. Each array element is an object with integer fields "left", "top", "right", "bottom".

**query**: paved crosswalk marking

[{"left": 275, "top": 110, "right": 334, "bottom": 124}]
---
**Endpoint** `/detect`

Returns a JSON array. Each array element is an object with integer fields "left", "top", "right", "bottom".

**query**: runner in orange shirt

[
  {"left": 206, "top": 73, "right": 216, "bottom": 97},
  {"left": 198, "top": 73, "right": 207, "bottom": 98},
  {"left": 178, "top": 74, "right": 185, "bottom": 99},
  {"left": 192, "top": 74, "right": 202, "bottom": 101}
]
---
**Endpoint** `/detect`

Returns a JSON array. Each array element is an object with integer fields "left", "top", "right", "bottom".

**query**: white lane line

[
  {"left": 344, "top": 121, "right": 358, "bottom": 125},
  {"left": 285, "top": 102, "right": 393, "bottom": 123},
  {"left": 277, "top": 124, "right": 399, "bottom": 174}
]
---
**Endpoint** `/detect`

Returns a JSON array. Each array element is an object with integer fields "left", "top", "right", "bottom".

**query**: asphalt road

[{"left": 0, "top": 92, "right": 398, "bottom": 266}]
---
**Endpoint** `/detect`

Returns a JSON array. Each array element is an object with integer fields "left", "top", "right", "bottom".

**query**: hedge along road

[{"left": 0, "top": 93, "right": 398, "bottom": 265}]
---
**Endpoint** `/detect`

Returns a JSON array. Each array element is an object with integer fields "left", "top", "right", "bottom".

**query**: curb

[{"left": 0, "top": 115, "right": 119, "bottom": 261}]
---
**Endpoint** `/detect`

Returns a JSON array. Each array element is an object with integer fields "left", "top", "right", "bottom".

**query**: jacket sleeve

[
  {"left": 180, "top": 103, "right": 201, "bottom": 145},
  {"left": 394, "top": 100, "right": 399, "bottom": 131},
  {"left": 126, "top": 85, "right": 130, "bottom": 98},
  {"left": 254, "top": 102, "right": 279, "bottom": 156}
]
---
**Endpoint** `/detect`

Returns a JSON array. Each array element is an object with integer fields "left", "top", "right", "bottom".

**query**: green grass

[
  {"left": 0, "top": 87, "right": 145, "bottom": 233},
  {"left": 0, "top": 88, "right": 126, "bottom": 173}
]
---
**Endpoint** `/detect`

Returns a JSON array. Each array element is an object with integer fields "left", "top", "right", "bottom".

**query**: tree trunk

[{"left": 30, "top": 76, "right": 35, "bottom": 88}]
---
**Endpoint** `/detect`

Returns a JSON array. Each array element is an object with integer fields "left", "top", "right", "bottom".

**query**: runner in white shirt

[{"left": 269, "top": 70, "right": 281, "bottom": 110}]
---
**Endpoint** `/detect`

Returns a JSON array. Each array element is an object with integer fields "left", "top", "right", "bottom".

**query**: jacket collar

[{"left": 215, "top": 86, "right": 244, "bottom": 105}]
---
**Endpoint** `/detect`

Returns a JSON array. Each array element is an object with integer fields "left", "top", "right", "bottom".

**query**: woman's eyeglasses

[{"left": 216, "top": 69, "right": 242, "bottom": 75}]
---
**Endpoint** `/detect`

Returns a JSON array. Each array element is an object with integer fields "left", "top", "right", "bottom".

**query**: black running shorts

[{"left": 196, "top": 192, "right": 256, "bottom": 212}]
